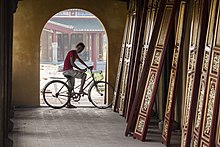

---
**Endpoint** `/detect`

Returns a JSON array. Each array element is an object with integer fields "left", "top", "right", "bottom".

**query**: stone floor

[{"left": 9, "top": 107, "right": 181, "bottom": 147}]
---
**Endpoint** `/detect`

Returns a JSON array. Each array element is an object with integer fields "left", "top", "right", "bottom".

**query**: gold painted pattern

[
  {"left": 189, "top": 49, "right": 197, "bottom": 71},
  {"left": 201, "top": 142, "right": 208, "bottom": 147},
  {"left": 133, "top": 0, "right": 177, "bottom": 140},
  {"left": 200, "top": 51, "right": 220, "bottom": 146},
  {"left": 172, "top": 46, "right": 179, "bottom": 68},
  {"left": 137, "top": 63, "right": 143, "bottom": 84},
  {"left": 112, "top": 9, "right": 131, "bottom": 109},
  {"left": 181, "top": 23, "right": 198, "bottom": 147},
  {"left": 121, "top": 63, "right": 128, "bottom": 95},
  {"left": 118, "top": 0, "right": 137, "bottom": 112},
  {"left": 118, "top": 62, "right": 129, "bottom": 112},
  {"left": 119, "top": 97, "right": 124, "bottom": 112},
  {"left": 152, "top": 49, "right": 162, "bottom": 67},
  {"left": 136, "top": 116, "right": 145, "bottom": 133},
  {"left": 181, "top": 133, "right": 187, "bottom": 147},
  {"left": 181, "top": 3, "right": 201, "bottom": 146},
  {"left": 191, "top": 0, "right": 219, "bottom": 145},
  {"left": 162, "top": 119, "right": 169, "bottom": 138},
  {"left": 203, "top": 51, "right": 210, "bottom": 71},
  {"left": 138, "top": 47, "right": 148, "bottom": 76},
  {"left": 211, "top": 51, "right": 220, "bottom": 74},
  {"left": 184, "top": 73, "right": 194, "bottom": 125},
  {"left": 136, "top": 0, "right": 157, "bottom": 86},
  {"left": 193, "top": 139, "right": 198, "bottom": 147},
  {"left": 137, "top": 15, "right": 153, "bottom": 83},
  {"left": 165, "top": 69, "right": 176, "bottom": 116},
  {"left": 140, "top": 48, "right": 145, "bottom": 64},
  {"left": 141, "top": 72, "right": 155, "bottom": 112},
  {"left": 162, "top": 2, "right": 185, "bottom": 145},
  {"left": 195, "top": 77, "right": 206, "bottom": 129},
  {"left": 204, "top": 81, "right": 216, "bottom": 135}
]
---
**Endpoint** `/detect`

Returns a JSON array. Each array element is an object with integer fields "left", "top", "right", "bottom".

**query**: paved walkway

[{"left": 10, "top": 107, "right": 181, "bottom": 147}]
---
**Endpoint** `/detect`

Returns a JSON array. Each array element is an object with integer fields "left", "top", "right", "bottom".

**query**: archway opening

[{"left": 40, "top": 9, "right": 108, "bottom": 107}]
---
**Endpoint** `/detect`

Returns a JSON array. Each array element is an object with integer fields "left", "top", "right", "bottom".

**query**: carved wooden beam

[
  {"left": 132, "top": 0, "right": 181, "bottom": 141},
  {"left": 117, "top": 0, "right": 137, "bottom": 115},
  {"left": 125, "top": 0, "right": 166, "bottom": 136},
  {"left": 180, "top": 0, "right": 210, "bottom": 146},
  {"left": 200, "top": 43, "right": 220, "bottom": 147},
  {"left": 112, "top": 0, "right": 136, "bottom": 112},
  {"left": 199, "top": 1, "right": 220, "bottom": 146},
  {"left": 125, "top": 0, "right": 159, "bottom": 122},
  {"left": 123, "top": 0, "right": 146, "bottom": 118},
  {"left": 161, "top": 1, "right": 187, "bottom": 146},
  {"left": 191, "top": 0, "right": 219, "bottom": 146}
]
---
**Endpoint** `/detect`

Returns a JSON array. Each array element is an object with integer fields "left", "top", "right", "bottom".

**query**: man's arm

[
  {"left": 70, "top": 57, "right": 83, "bottom": 71},
  {"left": 77, "top": 56, "right": 88, "bottom": 68}
]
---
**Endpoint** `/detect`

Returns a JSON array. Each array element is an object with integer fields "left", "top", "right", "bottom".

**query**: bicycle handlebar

[
  {"left": 85, "top": 66, "right": 94, "bottom": 73},
  {"left": 85, "top": 66, "right": 103, "bottom": 75}
]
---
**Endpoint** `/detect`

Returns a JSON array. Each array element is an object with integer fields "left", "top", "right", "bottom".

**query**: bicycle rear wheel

[
  {"left": 42, "top": 80, "right": 70, "bottom": 109},
  {"left": 88, "top": 81, "right": 114, "bottom": 109}
]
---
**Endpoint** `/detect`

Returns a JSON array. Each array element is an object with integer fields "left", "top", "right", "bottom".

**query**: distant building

[{"left": 40, "top": 9, "right": 107, "bottom": 70}]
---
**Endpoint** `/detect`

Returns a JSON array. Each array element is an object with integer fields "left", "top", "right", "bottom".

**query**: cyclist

[{"left": 63, "top": 42, "right": 93, "bottom": 108}]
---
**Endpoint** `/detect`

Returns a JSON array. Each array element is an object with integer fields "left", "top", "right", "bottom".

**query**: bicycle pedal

[{"left": 82, "top": 92, "right": 88, "bottom": 96}]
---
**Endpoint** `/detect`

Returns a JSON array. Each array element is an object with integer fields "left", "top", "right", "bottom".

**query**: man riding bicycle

[{"left": 63, "top": 42, "right": 93, "bottom": 108}]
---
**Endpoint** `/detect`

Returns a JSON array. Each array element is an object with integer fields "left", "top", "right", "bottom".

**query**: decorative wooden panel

[
  {"left": 125, "top": 0, "right": 160, "bottom": 135},
  {"left": 191, "top": 0, "right": 218, "bottom": 146},
  {"left": 180, "top": 0, "right": 209, "bottom": 146},
  {"left": 123, "top": 0, "right": 146, "bottom": 118},
  {"left": 118, "top": 0, "right": 137, "bottom": 115},
  {"left": 126, "top": 0, "right": 157, "bottom": 117},
  {"left": 136, "top": 0, "right": 157, "bottom": 87},
  {"left": 112, "top": 0, "right": 136, "bottom": 112},
  {"left": 161, "top": 1, "right": 186, "bottom": 146},
  {"left": 132, "top": 0, "right": 180, "bottom": 141},
  {"left": 125, "top": 0, "right": 165, "bottom": 136},
  {"left": 200, "top": 1, "right": 220, "bottom": 145},
  {"left": 129, "top": 0, "right": 158, "bottom": 113}
]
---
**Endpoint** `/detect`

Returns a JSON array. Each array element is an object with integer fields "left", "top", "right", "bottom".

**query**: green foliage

[{"left": 86, "top": 71, "right": 105, "bottom": 81}]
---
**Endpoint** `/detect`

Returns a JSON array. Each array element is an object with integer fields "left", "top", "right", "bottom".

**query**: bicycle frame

[
  {"left": 43, "top": 68, "right": 112, "bottom": 109},
  {"left": 65, "top": 69, "right": 103, "bottom": 95}
]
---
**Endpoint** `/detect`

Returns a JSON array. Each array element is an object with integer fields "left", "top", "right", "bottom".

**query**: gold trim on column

[
  {"left": 112, "top": 0, "right": 137, "bottom": 112},
  {"left": 192, "top": 0, "right": 218, "bottom": 146},
  {"left": 161, "top": 2, "right": 186, "bottom": 144},
  {"left": 118, "top": 0, "right": 137, "bottom": 115},
  {"left": 132, "top": 0, "right": 180, "bottom": 141},
  {"left": 200, "top": 2, "right": 220, "bottom": 144}
]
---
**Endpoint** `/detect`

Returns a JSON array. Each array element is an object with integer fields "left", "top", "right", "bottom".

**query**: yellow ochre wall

[{"left": 12, "top": 0, "right": 127, "bottom": 106}]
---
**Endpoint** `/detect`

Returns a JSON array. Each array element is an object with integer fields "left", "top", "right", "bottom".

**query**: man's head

[{"left": 76, "top": 42, "right": 85, "bottom": 53}]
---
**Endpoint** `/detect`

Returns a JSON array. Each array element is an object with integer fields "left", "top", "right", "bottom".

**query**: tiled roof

[{"left": 50, "top": 17, "right": 104, "bottom": 32}]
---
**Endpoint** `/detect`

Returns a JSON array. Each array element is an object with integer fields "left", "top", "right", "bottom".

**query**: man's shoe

[{"left": 66, "top": 104, "right": 77, "bottom": 108}]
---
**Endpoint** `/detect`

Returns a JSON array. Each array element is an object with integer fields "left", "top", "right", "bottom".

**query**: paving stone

[{"left": 10, "top": 107, "right": 180, "bottom": 147}]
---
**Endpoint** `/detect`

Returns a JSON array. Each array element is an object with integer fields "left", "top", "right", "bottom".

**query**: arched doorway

[{"left": 40, "top": 9, "right": 108, "bottom": 107}]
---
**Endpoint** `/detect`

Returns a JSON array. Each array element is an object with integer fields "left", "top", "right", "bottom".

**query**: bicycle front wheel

[
  {"left": 42, "top": 80, "right": 70, "bottom": 109},
  {"left": 88, "top": 81, "right": 114, "bottom": 109}
]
